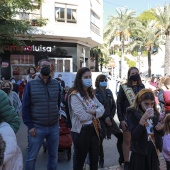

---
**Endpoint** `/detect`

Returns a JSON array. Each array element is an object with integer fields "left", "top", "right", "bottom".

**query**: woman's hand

[
  {"left": 120, "top": 120, "right": 128, "bottom": 131},
  {"left": 86, "top": 109, "right": 96, "bottom": 116},
  {"left": 140, "top": 108, "right": 154, "bottom": 125},
  {"left": 155, "top": 122, "right": 163, "bottom": 131},
  {"left": 142, "top": 108, "right": 154, "bottom": 120},
  {"left": 105, "top": 117, "right": 112, "bottom": 126}
]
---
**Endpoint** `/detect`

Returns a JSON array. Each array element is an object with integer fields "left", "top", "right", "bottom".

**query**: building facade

[{"left": 1, "top": 0, "right": 103, "bottom": 80}]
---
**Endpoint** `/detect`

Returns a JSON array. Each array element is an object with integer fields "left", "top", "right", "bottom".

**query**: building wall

[{"left": 38, "top": 0, "right": 103, "bottom": 47}]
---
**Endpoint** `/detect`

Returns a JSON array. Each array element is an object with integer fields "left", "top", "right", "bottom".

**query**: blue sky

[{"left": 103, "top": 0, "right": 170, "bottom": 26}]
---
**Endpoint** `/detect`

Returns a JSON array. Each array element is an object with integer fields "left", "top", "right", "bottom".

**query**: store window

[
  {"left": 55, "top": 4, "right": 77, "bottom": 23},
  {"left": 11, "top": 55, "right": 35, "bottom": 81},
  {"left": 11, "top": 55, "right": 34, "bottom": 64},
  {"left": 49, "top": 58, "right": 72, "bottom": 73}
]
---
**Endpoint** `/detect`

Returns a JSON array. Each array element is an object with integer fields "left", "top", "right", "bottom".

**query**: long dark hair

[
  {"left": 126, "top": 67, "right": 142, "bottom": 86},
  {"left": 72, "top": 67, "right": 94, "bottom": 99},
  {"left": 27, "top": 66, "right": 36, "bottom": 74}
]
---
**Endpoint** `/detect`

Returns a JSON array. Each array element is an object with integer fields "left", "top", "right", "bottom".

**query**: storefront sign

[
  {"left": 4, "top": 45, "right": 56, "bottom": 52},
  {"left": 2, "top": 62, "right": 9, "bottom": 67}
]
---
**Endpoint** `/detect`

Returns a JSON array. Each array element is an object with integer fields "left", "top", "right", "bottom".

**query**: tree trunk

[
  {"left": 95, "top": 54, "right": 99, "bottom": 72},
  {"left": 121, "top": 40, "right": 125, "bottom": 79},
  {"left": 148, "top": 50, "right": 151, "bottom": 77},
  {"left": 164, "top": 35, "right": 170, "bottom": 75}
]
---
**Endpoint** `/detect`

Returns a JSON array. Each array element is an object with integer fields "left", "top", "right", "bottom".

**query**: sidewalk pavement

[{"left": 98, "top": 153, "right": 166, "bottom": 170}]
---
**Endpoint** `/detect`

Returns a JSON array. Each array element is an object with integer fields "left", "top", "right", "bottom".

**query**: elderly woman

[{"left": 1, "top": 81, "right": 22, "bottom": 116}]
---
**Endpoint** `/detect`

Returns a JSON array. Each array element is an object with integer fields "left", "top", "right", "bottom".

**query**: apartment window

[
  {"left": 55, "top": 4, "right": 77, "bottom": 23},
  {"left": 90, "top": 11, "right": 100, "bottom": 35},
  {"left": 91, "top": 11, "right": 100, "bottom": 27}
]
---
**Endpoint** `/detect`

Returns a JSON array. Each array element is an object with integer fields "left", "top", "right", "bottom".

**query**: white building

[{"left": 2, "top": 0, "right": 103, "bottom": 80}]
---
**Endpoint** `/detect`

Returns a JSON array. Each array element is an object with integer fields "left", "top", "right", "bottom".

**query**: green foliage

[
  {"left": 0, "top": 0, "right": 46, "bottom": 51},
  {"left": 125, "top": 57, "right": 136, "bottom": 67},
  {"left": 137, "top": 9, "right": 158, "bottom": 24}
]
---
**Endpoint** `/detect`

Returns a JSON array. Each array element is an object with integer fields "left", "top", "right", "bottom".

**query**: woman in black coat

[
  {"left": 127, "top": 89, "right": 163, "bottom": 170},
  {"left": 117, "top": 67, "right": 144, "bottom": 170},
  {"left": 95, "top": 74, "right": 124, "bottom": 168}
]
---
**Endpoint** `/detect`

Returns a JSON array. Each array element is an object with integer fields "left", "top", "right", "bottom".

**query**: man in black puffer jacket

[{"left": 22, "top": 59, "right": 61, "bottom": 170}]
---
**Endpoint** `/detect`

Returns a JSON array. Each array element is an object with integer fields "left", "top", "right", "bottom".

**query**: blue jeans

[{"left": 25, "top": 124, "right": 59, "bottom": 170}]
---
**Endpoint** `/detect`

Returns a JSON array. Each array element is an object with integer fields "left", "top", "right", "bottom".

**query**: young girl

[
  {"left": 163, "top": 114, "right": 170, "bottom": 170},
  {"left": 127, "top": 89, "right": 163, "bottom": 170}
]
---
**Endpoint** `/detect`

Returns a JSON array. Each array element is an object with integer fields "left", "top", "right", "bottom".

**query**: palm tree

[
  {"left": 104, "top": 7, "right": 141, "bottom": 78},
  {"left": 152, "top": 2, "right": 170, "bottom": 75},
  {"left": 128, "top": 20, "right": 162, "bottom": 76},
  {"left": 90, "top": 47, "right": 101, "bottom": 71},
  {"left": 90, "top": 44, "right": 110, "bottom": 72}
]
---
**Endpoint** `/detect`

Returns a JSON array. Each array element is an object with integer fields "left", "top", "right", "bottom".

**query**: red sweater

[{"left": 163, "top": 90, "right": 170, "bottom": 113}]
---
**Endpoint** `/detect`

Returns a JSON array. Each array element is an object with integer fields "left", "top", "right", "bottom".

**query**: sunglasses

[{"left": 100, "top": 79, "right": 108, "bottom": 82}]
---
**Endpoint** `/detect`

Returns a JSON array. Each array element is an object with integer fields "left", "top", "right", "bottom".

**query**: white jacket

[
  {"left": 69, "top": 93, "right": 105, "bottom": 133},
  {"left": 0, "top": 122, "right": 23, "bottom": 170}
]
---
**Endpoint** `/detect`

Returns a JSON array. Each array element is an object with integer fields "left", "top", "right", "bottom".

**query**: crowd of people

[{"left": 0, "top": 60, "right": 170, "bottom": 170}]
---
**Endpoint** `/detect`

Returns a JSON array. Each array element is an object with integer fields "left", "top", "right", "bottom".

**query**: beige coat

[{"left": 69, "top": 92, "right": 105, "bottom": 133}]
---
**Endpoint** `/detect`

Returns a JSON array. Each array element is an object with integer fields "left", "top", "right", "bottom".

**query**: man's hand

[{"left": 29, "top": 128, "right": 37, "bottom": 137}]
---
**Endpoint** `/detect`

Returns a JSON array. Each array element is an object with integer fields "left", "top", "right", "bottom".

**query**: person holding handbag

[
  {"left": 117, "top": 67, "right": 145, "bottom": 170},
  {"left": 94, "top": 74, "right": 124, "bottom": 168},
  {"left": 68, "top": 67, "right": 104, "bottom": 170}
]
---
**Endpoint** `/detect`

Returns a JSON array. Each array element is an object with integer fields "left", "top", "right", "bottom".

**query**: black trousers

[
  {"left": 166, "top": 161, "right": 170, "bottom": 170},
  {"left": 71, "top": 125, "right": 100, "bottom": 170},
  {"left": 99, "top": 132, "right": 123, "bottom": 161}
]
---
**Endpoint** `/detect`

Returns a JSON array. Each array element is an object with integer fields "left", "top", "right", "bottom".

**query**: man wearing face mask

[{"left": 22, "top": 59, "right": 61, "bottom": 170}]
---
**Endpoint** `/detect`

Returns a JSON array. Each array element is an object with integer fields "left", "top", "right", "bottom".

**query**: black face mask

[
  {"left": 2, "top": 88, "right": 10, "bottom": 94},
  {"left": 41, "top": 66, "right": 50, "bottom": 76},
  {"left": 130, "top": 74, "right": 140, "bottom": 81}
]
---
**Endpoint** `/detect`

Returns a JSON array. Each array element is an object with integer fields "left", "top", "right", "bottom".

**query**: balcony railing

[
  {"left": 16, "top": 12, "right": 41, "bottom": 21},
  {"left": 90, "top": 22, "right": 100, "bottom": 36}
]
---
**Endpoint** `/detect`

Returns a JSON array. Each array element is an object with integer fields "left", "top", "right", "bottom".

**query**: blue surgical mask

[
  {"left": 82, "top": 79, "right": 92, "bottom": 87},
  {"left": 99, "top": 82, "right": 107, "bottom": 87}
]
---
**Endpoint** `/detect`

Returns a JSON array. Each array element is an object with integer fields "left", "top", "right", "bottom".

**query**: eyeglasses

[{"left": 100, "top": 79, "right": 108, "bottom": 82}]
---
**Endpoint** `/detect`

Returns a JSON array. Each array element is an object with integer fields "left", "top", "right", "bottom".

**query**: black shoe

[
  {"left": 124, "top": 161, "right": 130, "bottom": 170},
  {"left": 118, "top": 157, "right": 124, "bottom": 165},
  {"left": 99, "top": 159, "right": 104, "bottom": 168}
]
